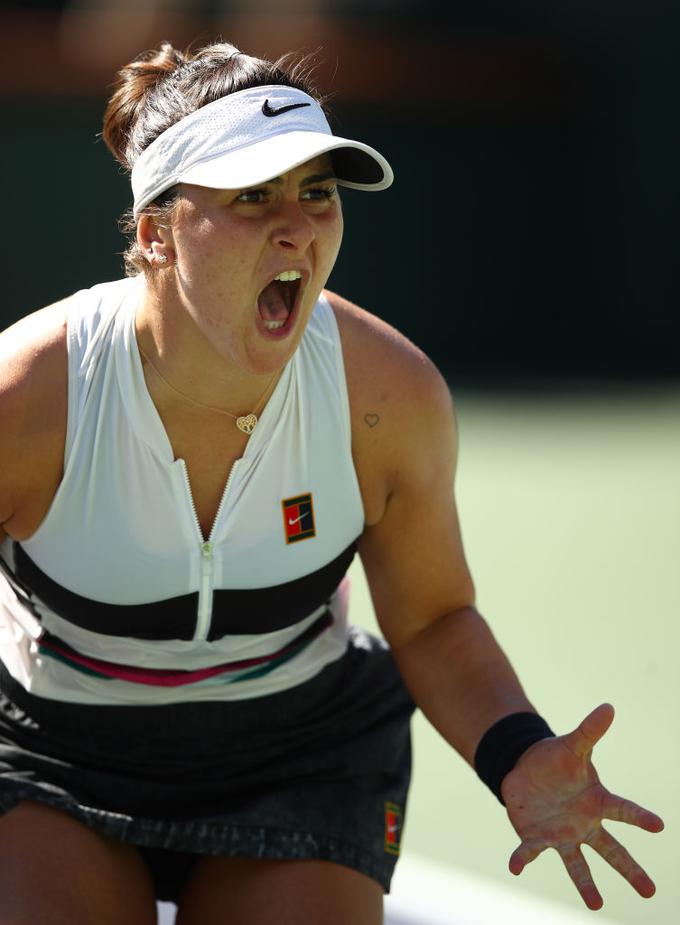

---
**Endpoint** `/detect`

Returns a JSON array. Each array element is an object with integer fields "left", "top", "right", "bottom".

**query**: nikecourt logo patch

[
  {"left": 262, "top": 100, "right": 312, "bottom": 117},
  {"left": 282, "top": 493, "right": 316, "bottom": 543},
  {"left": 384, "top": 802, "right": 403, "bottom": 856}
]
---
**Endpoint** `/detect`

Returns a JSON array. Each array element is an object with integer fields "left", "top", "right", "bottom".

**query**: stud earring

[{"left": 156, "top": 254, "right": 168, "bottom": 265}]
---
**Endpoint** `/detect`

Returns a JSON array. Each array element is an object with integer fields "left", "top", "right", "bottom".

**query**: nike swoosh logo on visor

[{"left": 262, "top": 100, "right": 312, "bottom": 117}]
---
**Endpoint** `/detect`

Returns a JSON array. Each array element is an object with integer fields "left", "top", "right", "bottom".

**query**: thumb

[{"left": 566, "top": 703, "right": 615, "bottom": 758}]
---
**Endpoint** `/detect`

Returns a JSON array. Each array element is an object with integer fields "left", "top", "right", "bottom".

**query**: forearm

[{"left": 391, "top": 606, "right": 537, "bottom": 766}]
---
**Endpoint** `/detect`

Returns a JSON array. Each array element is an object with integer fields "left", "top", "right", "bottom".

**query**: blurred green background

[{"left": 1, "top": 1, "right": 677, "bottom": 922}]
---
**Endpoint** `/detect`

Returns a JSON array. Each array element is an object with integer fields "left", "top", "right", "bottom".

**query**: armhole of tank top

[{"left": 317, "top": 294, "right": 353, "bottom": 453}]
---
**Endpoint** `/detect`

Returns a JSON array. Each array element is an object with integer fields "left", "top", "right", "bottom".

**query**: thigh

[
  {"left": 176, "top": 857, "right": 383, "bottom": 925},
  {"left": 0, "top": 800, "right": 157, "bottom": 925}
]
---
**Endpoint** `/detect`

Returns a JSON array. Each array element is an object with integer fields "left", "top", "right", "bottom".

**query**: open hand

[{"left": 501, "top": 703, "right": 664, "bottom": 910}]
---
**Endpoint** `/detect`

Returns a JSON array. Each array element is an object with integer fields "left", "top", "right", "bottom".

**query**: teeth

[
  {"left": 274, "top": 270, "right": 302, "bottom": 282},
  {"left": 264, "top": 320, "right": 286, "bottom": 330}
]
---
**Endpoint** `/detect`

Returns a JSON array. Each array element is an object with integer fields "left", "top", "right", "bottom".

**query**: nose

[{"left": 270, "top": 200, "right": 316, "bottom": 253}]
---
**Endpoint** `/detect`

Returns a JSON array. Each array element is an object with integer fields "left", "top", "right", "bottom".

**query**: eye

[
  {"left": 235, "top": 188, "right": 269, "bottom": 204},
  {"left": 301, "top": 185, "right": 337, "bottom": 202}
]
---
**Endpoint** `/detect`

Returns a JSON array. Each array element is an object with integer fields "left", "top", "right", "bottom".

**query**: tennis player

[{"left": 0, "top": 41, "right": 663, "bottom": 924}]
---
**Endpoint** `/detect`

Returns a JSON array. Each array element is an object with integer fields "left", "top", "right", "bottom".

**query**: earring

[{"left": 157, "top": 254, "right": 168, "bottom": 264}]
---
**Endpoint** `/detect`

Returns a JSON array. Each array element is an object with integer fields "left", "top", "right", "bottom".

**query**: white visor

[{"left": 131, "top": 85, "right": 394, "bottom": 217}]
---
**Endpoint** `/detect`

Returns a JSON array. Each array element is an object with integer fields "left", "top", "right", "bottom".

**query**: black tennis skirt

[{"left": 0, "top": 628, "right": 414, "bottom": 901}]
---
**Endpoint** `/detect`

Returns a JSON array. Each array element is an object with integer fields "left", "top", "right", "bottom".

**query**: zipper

[
  {"left": 181, "top": 459, "right": 240, "bottom": 642},
  {"left": 195, "top": 540, "right": 214, "bottom": 641}
]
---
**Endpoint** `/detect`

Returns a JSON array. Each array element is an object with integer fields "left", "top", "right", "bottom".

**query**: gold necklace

[{"left": 138, "top": 344, "right": 277, "bottom": 436}]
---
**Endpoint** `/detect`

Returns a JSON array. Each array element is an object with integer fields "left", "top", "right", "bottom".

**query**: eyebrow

[{"left": 300, "top": 172, "right": 337, "bottom": 187}]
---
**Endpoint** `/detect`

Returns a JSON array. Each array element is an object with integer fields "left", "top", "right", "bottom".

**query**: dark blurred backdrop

[{"left": 1, "top": 0, "right": 677, "bottom": 384}]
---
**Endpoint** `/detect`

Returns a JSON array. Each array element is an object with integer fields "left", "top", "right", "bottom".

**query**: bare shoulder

[
  {"left": 0, "top": 298, "right": 70, "bottom": 416},
  {"left": 0, "top": 298, "right": 70, "bottom": 538},
  {"left": 325, "top": 289, "right": 453, "bottom": 421},
  {"left": 324, "top": 290, "right": 457, "bottom": 524}
]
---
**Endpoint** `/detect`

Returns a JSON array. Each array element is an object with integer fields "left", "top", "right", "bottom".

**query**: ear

[{"left": 137, "top": 215, "right": 176, "bottom": 268}]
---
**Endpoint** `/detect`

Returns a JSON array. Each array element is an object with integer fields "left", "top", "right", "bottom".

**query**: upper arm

[
  {"left": 0, "top": 302, "right": 69, "bottom": 539},
  {"left": 327, "top": 291, "right": 476, "bottom": 648}
]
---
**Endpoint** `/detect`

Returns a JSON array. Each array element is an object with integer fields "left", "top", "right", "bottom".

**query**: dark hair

[{"left": 102, "top": 40, "right": 325, "bottom": 275}]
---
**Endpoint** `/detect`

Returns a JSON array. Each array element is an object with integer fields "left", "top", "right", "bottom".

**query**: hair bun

[{"left": 103, "top": 42, "right": 189, "bottom": 169}]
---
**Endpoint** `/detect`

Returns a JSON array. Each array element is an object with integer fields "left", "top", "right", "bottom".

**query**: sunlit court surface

[{"left": 157, "top": 385, "right": 678, "bottom": 924}]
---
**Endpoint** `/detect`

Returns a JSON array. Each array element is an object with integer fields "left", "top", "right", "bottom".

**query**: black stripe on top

[
  {"left": 209, "top": 544, "right": 355, "bottom": 639},
  {"left": 11, "top": 542, "right": 356, "bottom": 641}
]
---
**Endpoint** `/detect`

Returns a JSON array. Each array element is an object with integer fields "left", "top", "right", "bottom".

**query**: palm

[{"left": 501, "top": 704, "right": 664, "bottom": 910}]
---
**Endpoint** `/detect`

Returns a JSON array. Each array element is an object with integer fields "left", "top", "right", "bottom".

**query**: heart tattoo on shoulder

[{"left": 364, "top": 413, "right": 380, "bottom": 428}]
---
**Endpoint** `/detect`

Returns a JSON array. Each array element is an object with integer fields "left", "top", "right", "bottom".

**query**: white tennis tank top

[{"left": 0, "top": 277, "right": 365, "bottom": 704}]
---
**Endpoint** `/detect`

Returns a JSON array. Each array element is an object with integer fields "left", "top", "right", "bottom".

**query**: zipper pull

[{"left": 201, "top": 541, "right": 212, "bottom": 560}]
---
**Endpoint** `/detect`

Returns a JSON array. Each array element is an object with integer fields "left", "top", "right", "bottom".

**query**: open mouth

[{"left": 257, "top": 270, "right": 304, "bottom": 334}]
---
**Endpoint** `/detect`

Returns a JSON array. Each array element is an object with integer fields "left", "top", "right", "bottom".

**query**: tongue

[{"left": 258, "top": 281, "right": 291, "bottom": 322}]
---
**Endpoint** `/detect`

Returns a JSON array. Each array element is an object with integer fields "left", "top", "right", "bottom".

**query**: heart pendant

[{"left": 236, "top": 413, "right": 258, "bottom": 435}]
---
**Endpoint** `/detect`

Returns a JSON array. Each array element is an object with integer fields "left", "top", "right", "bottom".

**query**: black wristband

[{"left": 474, "top": 712, "right": 555, "bottom": 805}]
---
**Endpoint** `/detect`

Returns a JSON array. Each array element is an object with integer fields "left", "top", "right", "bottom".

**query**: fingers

[
  {"left": 558, "top": 845, "right": 603, "bottom": 911},
  {"left": 587, "top": 828, "right": 657, "bottom": 899},
  {"left": 508, "top": 839, "right": 545, "bottom": 876},
  {"left": 603, "top": 793, "right": 665, "bottom": 833},
  {"left": 565, "top": 703, "right": 615, "bottom": 759}
]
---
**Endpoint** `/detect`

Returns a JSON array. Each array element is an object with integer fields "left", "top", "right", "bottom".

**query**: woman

[{"left": 0, "top": 41, "right": 663, "bottom": 924}]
